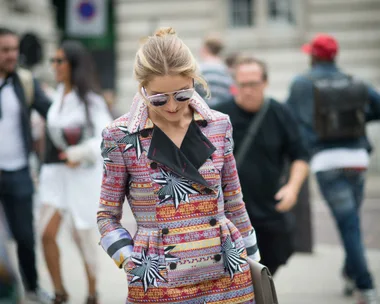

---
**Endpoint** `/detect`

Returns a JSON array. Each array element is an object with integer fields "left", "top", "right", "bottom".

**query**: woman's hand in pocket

[{"left": 122, "top": 256, "right": 133, "bottom": 273}]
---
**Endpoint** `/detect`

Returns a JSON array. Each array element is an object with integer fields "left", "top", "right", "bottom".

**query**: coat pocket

[
  {"left": 163, "top": 223, "right": 225, "bottom": 285},
  {"left": 126, "top": 230, "right": 167, "bottom": 293}
]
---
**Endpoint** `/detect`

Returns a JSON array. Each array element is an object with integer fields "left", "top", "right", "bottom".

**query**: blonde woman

[{"left": 98, "top": 27, "right": 260, "bottom": 304}]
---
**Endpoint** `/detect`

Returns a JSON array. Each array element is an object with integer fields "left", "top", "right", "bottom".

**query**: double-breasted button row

[
  {"left": 198, "top": 120, "right": 208, "bottom": 128},
  {"left": 204, "top": 188, "right": 213, "bottom": 194},
  {"left": 140, "top": 129, "right": 150, "bottom": 138},
  {"left": 214, "top": 254, "right": 222, "bottom": 262},
  {"left": 209, "top": 218, "right": 217, "bottom": 226},
  {"left": 169, "top": 262, "right": 177, "bottom": 270}
]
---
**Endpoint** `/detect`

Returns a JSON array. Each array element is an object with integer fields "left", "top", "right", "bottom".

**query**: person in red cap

[
  {"left": 286, "top": 33, "right": 380, "bottom": 304},
  {"left": 301, "top": 33, "right": 338, "bottom": 61}
]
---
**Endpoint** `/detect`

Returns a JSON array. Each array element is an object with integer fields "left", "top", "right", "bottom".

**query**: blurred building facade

[
  {"left": 0, "top": 0, "right": 58, "bottom": 82},
  {"left": 1, "top": 0, "right": 379, "bottom": 171},
  {"left": 115, "top": 0, "right": 380, "bottom": 172}
]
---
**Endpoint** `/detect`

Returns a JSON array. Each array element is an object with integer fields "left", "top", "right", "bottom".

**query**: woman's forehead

[{"left": 146, "top": 75, "right": 192, "bottom": 94}]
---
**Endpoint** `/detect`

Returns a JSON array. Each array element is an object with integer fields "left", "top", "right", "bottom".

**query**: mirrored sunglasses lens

[
  {"left": 150, "top": 95, "right": 168, "bottom": 106},
  {"left": 174, "top": 90, "right": 194, "bottom": 102}
]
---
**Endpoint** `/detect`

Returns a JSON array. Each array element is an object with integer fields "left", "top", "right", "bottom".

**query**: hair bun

[{"left": 154, "top": 27, "right": 176, "bottom": 37}]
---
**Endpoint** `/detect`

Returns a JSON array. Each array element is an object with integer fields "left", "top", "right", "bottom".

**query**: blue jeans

[
  {"left": 316, "top": 169, "right": 373, "bottom": 290},
  {"left": 0, "top": 167, "right": 37, "bottom": 292}
]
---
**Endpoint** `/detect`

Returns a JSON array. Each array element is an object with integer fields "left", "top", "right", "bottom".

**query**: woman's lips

[{"left": 166, "top": 110, "right": 178, "bottom": 114}]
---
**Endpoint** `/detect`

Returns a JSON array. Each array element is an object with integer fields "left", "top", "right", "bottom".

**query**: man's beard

[{"left": 0, "top": 63, "right": 15, "bottom": 76}]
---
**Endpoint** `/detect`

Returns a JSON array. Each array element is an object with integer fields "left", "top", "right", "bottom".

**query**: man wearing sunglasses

[
  {"left": 0, "top": 27, "right": 51, "bottom": 303},
  {"left": 215, "top": 55, "right": 309, "bottom": 276}
]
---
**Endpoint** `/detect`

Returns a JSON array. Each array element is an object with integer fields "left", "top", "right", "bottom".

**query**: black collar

[{"left": 147, "top": 120, "right": 216, "bottom": 187}]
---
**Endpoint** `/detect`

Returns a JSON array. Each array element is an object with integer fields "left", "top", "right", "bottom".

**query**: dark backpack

[{"left": 312, "top": 74, "right": 368, "bottom": 141}]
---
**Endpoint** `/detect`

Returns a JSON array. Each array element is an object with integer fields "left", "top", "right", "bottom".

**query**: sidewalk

[
  {"left": 34, "top": 239, "right": 380, "bottom": 304},
  {"left": 275, "top": 245, "right": 380, "bottom": 304},
  {"left": 15, "top": 174, "right": 380, "bottom": 303},
  {"left": 34, "top": 200, "right": 380, "bottom": 304}
]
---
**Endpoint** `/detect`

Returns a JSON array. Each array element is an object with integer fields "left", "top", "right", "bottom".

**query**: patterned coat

[{"left": 98, "top": 92, "right": 260, "bottom": 304}]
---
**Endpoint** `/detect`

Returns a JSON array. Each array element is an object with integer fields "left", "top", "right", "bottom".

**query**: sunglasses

[
  {"left": 236, "top": 81, "right": 264, "bottom": 89},
  {"left": 143, "top": 87, "right": 195, "bottom": 107},
  {"left": 50, "top": 57, "right": 67, "bottom": 65}
]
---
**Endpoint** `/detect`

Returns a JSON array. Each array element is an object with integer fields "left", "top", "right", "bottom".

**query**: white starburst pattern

[
  {"left": 222, "top": 235, "right": 246, "bottom": 279},
  {"left": 101, "top": 141, "right": 118, "bottom": 174},
  {"left": 128, "top": 249, "right": 166, "bottom": 293},
  {"left": 117, "top": 126, "right": 143, "bottom": 159},
  {"left": 164, "top": 245, "right": 180, "bottom": 264},
  {"left": 224, "top": 137, "right": 234, "bottom": 155},
  {"left": 153, "top": 168, "right": 199, "bottom": 209}
]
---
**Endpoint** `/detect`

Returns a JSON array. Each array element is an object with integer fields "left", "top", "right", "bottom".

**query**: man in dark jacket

[
  {"left": 0, "top": 27, "right": 51, "bottom": 303},
  {"left": 215, "top": 56, "right": 309, "bottom": 275},
  {"left": 287, "top": 34, "right": 380, "bottom": 304}
]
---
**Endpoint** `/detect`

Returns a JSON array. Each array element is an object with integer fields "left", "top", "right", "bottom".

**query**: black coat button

[
  {"left": 140, "top": 129, "right": 150, "bottom": 138},
  {"left": 162, "top": 228, "right": 169, "bottom": 235},
  {"left": 199, "top": 120, "right": 208, "bottom": 127},
  {"left": 204, "top": 188, "right": 213, "bottom": 194},
  {"left": 150, "top": 162, "right": 158, "bottom": 169},
  {"left": 214, "top": 254, "right": 222, "bottom": 262},
  {"left": 169, "top": 262, "right": 177, "bottom": 270},
  {"left": 209, "top": 218, "right": 217, "bottom": 226},
  {"left": 158, "top": 194, "right": 166, "bottom": 200}
]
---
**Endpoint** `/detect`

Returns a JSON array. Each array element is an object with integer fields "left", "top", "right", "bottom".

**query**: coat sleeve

[
  {"left": 222, "top": 118, "right": 260, "bottom": 261},
  {"left": 97, "top": 127, "right": 133, "bottom": 268}
]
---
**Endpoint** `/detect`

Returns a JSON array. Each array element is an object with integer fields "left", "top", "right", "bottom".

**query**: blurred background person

[
  {"left": 215, "top": 56, "right": 309, "bottom": 276},
  {"left": 225, "top": 52, "right": 240, "bottom": 96},
  {"left": 225, "top": 52, "right": 239, "bottom": 77},
  {"left": 38, "top": 40, "right": 112, "bottom": 304},
  {"left": 196, "top": 34, "right": 234, "bottom": 108},
  {"left": 287, "top": 34, "right": 380, "bottom": 304},
  {"left": 0, "top": 27, "right": 51, "bottom": 304},
  {"left": 0, "top": 208, "right": 20, "bottom": 304}
]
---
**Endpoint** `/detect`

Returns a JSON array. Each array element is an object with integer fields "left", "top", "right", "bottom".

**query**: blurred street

[
  {"left": 275, "top": 174, "right": 380, "bottom": 304},
  {"left": 12, "top": 174, "right": 375, "bottom": 304}
]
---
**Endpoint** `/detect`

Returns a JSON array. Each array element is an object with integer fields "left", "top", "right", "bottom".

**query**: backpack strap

[
  {"left": 17, "top": 68, "right": 34, "bottom": 107},
  {"left": 235, "top": 98, "right": 271, "bottom": 170}
]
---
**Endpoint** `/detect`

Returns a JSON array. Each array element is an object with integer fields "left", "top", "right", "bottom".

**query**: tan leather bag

[{"left": 247, "top": 258, "right": 279, "bottom": 304}]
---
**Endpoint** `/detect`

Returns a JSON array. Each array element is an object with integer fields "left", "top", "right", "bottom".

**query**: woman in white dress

[{"left": 38, "top": 41, "right": 112, "bottom": 304}]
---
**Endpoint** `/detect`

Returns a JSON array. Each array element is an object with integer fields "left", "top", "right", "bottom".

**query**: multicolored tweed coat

[{"left": 97, "top": 92, "right": 260, "bottom": 304}]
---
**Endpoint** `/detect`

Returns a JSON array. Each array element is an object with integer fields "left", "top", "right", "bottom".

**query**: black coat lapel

[
  {"left": 147, "top": 122, "right": 215, "bottom": 187},
  {"left": 180, "top": 120, "right": 216, "bottom": 169}
]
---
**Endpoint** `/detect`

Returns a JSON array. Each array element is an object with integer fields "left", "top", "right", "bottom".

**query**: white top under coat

[
  {"left": 46, "top": 84, "right": 112, "bottom": 164},
  {"left": 0, "top": 78, "right": 28, "bottom": 170}
]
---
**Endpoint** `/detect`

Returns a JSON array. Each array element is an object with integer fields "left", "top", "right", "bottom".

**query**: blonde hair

[{"left": 134, "top": 27, "right": 208, "bottom": 96}]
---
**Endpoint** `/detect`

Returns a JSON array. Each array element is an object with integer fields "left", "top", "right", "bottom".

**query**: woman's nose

[{"left": 166, "top": 94, "right": 177, "bottom": 110}]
